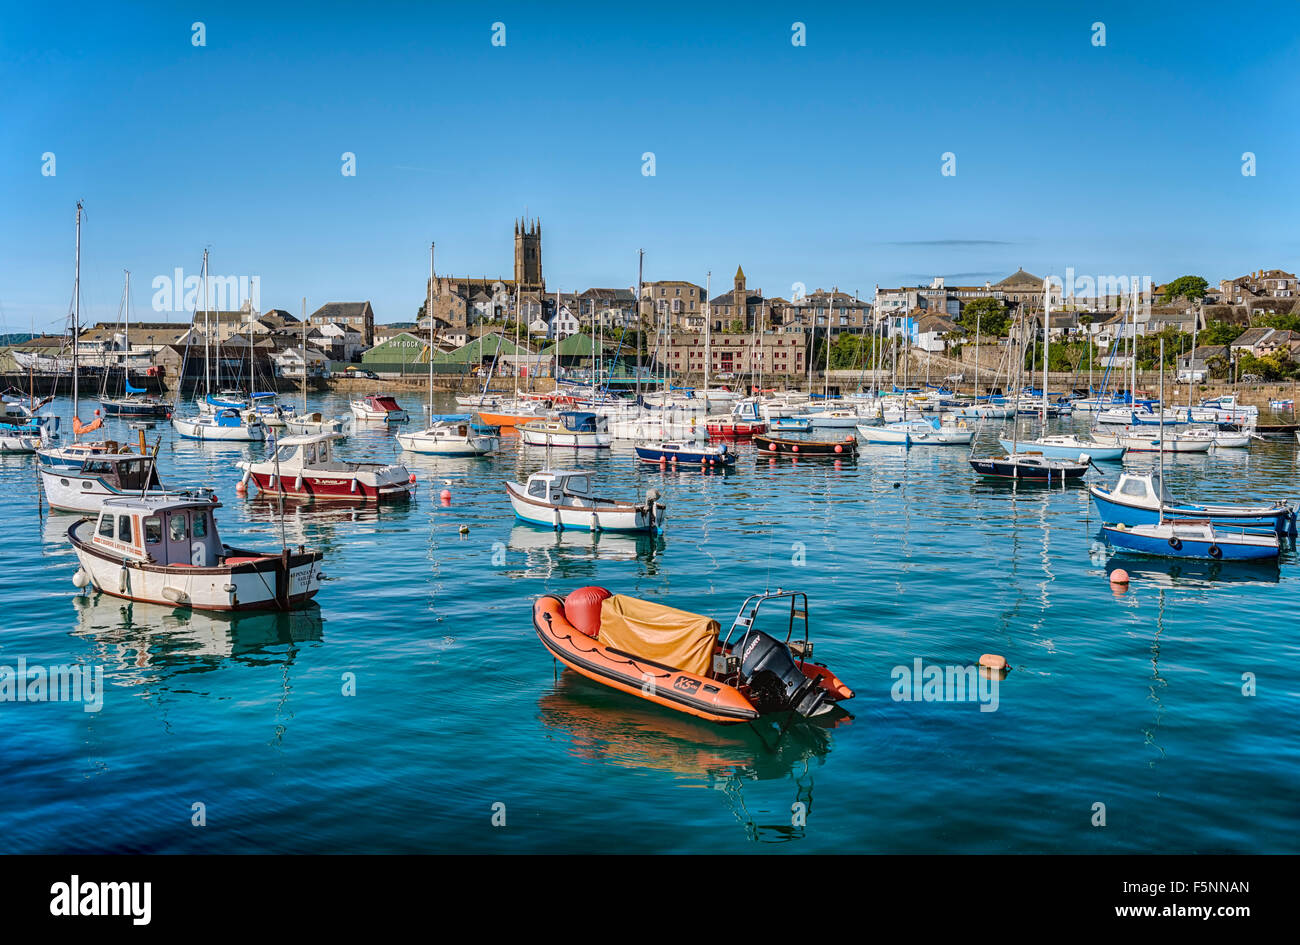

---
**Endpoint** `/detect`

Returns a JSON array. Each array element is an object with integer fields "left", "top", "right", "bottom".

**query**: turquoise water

[{"left": 2, "top": 394, "right": 1297, "bottom": 853}]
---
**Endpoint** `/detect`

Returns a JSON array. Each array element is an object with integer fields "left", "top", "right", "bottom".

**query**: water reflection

[
  {"left": 1103, "top": 554, "right": 1282, "bottom": 587},
  {"left": 538, "top": 674, "right": 850, "bottom": 842},
  {"left": 240, "top": 492, "right": 416, "bottom": 549},
  {"left": 506, "top": 523, "right": 663, "bottom": 579}
]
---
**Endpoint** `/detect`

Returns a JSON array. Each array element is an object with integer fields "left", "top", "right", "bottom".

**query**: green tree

[
  {"left": 1260, "top": 312, "right": 1300, "bottom": 332},
  {"left": 958, "top": 297, "right": 1009, "bottom": 337},
  {"left": 1159, "top": 275, "right": 1209, "bottom": 304},
  {"left": 1237, "top": 351, "right": 1296, "bottom": 381},
  {"left": 1200, "top": 320, "right": 1245, "bottom": 346}
]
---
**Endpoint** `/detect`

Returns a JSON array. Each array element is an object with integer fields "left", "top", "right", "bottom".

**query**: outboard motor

[{"left": 736, "top": 630, "right": 827, "bottom": 717}]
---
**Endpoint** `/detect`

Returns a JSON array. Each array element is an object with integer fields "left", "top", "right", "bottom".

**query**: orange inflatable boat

[{"left": 533, "top": 588, "right": 854, "bottom": 725}]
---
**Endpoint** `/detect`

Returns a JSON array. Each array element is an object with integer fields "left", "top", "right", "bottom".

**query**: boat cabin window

[
  {"left": 276, "top": 445, "right": 296, "bottom": 463},
  {"left": 1120, "top": 479, "right": 1149, "bottom": 497},
  {"left": 144, "top": 516, "right": 161, "bottom": 543},
  {"left": 304, "top": 443, "right": 317, "bottom": 464},
  {"left": 528, "top": 479, "right": 548, "bottom": 499},
  {"left": 565, "top": 476, "right": 589, "bottom": 495},
  {"left": 85, "top": 461, "right": 114, "bottom": 475},
  {"left": 118, "top": 514, "right": 132, "bottom": 543},
  {"left": 192, "top": 511, "right": 208, "bottom": 539},
  {"left": 98, "top": 515, "right": 115, "bottom": 538},
  {"left": 457, "top": 425, "right": 468, "bottom": 437},
  {"left": 169, "top": 514, "right": 188, "bottom": 542}
]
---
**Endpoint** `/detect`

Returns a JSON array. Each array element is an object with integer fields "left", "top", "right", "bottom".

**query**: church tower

[
  {"left": 734, "top": 265, "right": 746, "bottom": 325},
  {"left": 514, "top": 218, "right": 543, "bottom": 290}
]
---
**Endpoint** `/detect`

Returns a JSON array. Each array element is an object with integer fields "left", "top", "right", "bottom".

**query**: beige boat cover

[{"left": 597, "top": 595, "right": 719, "bottom": 677}]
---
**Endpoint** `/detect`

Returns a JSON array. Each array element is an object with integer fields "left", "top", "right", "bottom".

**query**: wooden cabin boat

[
  {"left": 634, "top": 441, "right": 736, "bottom": 468},
  {"left": 68, "top": 494, "right": 323, "bottom": 611},
  {"left": 396, "top": 419, "right": 498, "bottom": 456},
  {"left": 1103, "top": 521, "right": 1279, "bottom": 561},
  {"left": 1089, "top": 472, "right": 1296, "bottom": 538},
  {"left": 173, "top": 407, "right": 267, "bottom": 442},
  {"left": 519, "top": 411, "right": 612, "bottom": 448},
  {"left": 349, "top": 394, "right": 409, "bottom": 422},
  {"left": 533, "top": 587, "right": 854, "bottom": 725},
  {"left": 506, "top": 470, "right": 664, "bottom": 532},
  {"left": 39, "top": 451, "right": 170, "bottom": 513},
  {"left": 236, "top": 432, "right": 415, "bottom": 501},
  {"left": 968, "top": 452, "right": 1090, "bottom": 483},
  {"left": 753, "top": 433, "right": 858, "bottom": 457}
]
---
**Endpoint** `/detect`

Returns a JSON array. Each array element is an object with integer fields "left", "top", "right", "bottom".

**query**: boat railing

[{"left": 722, "top": 590, "right": 809, "bottom": 650}]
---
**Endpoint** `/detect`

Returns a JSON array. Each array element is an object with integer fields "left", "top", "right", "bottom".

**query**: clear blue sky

[{"left": 2, "top": 1, "right": 1297, "bottom": 331}]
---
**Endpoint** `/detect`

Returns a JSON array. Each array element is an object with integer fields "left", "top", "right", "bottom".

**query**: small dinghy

[
  {"left": 284, "top": 412, "right": 350, "bottom": 436},
  {"left": 533, "top": 587, "right": 854, "bottom": 724},
  {"left": 634, "top": 440, "right": 735, "bottom": 469},
  {"left": 68, "top": 494, "right": 323, "bottom": 611},
  {"left": 862, "top": 417, "right": 972, "bottom": 446},
  {"left": 753, "top": 433, "right": 858, "bottom": 457},
  {"left": 768, "top": 417, "right": 812, "bottom": 433},
  {"left": 506, "top": 470, "right": 664, "bottom": 532}
]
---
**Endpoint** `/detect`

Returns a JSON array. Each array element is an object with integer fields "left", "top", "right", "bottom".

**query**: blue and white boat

[
  {"left": 768, "top": 417, "right": 813, "bottom": 433},
  {"left": 1102, "top": 520, "right": 1279, "bottom": 561},
  {"left": 173, "top": 407, "right": 267, "bottom": 442},
  {"left": 1000, "top": 434, "right": 1125, "bottom": 462},
  {"left": 1089, "top": 472, "right": 1296, "bottom": 538},
  {"left": 860, "top": 417, "right": 972, "bottom": 446},
  {"left": 634, "top": 440, "right": 735, "bottom": 468}
]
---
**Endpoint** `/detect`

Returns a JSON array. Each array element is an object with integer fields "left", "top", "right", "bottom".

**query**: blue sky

[{"left": 2, "top": 1, "right": 1297, "bottom": 331}]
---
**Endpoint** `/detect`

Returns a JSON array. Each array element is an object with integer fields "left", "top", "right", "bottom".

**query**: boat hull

[
  {"left": 969, "top": 455, "right": 1088, "bottom": 482},
  {"left": 172, "top": 416, "right": 266, "bottom": 441},
  {"left": 634, "top": 445, "right": 735, "bottom": 467},
  {"left": 39, "top": 466, "right": 167, "bottom": 514},
  {"left": 753, "top": 434, "right": 857, "bottom": 457},
  {"left": 1089, "top": 486, "right": 1295, "bottom": 537},
  {"left": 506, "top": 481, "right": 661, "bottom": 532},
  {"left": 998, "top": 437, "right": 1124, "bottom": 461},
  {"left": 1103, "top": 525, "right": 1278, "bottom": 561}
]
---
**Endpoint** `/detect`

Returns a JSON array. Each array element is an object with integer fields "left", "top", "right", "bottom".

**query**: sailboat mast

[
  {"left": 824, "top": 289, "right": 832, "bottom": 400},
  {"left": 301, "top": 296, "right": 307, "bottom": 412},
  {"left": 203, "top": 249, "right": 212, "bottom": 396},
  {"left": 704, "top": 271, "right": 711, "bottom": 392},
  {"left": 72, "top": 201, "right": 82, "bottom": 431},
  {"left": 635, "top": 249, "right": 644, "bottom": 400},
  {"left": 1042, "top": 283, "right": 1050, "bottom": 424},
  {"left": 1157, "top": 338, "right": 1165, "bottom": 525},
  {"left": 428, "top": 242, "right": 435, "bottom": 414}
]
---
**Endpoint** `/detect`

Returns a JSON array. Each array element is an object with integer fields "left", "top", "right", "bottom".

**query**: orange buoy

[
  {"left": 834, "top": 444, "right": 843, "bottom": 453},
  {"left": 791, "top": 444, "right": 799, "bottom": 453},
  {"left": 1110, "top": 568, "right": 1130, "bottom": 585},
  {"left": 408, "top": 473, "right": 417, "bottom": 484},
  {"left": 978, "top": 653, "right": 1007, "bottom": 671},
  {"left": 440, "top": 488, "right": 451, "bottom": 502}
]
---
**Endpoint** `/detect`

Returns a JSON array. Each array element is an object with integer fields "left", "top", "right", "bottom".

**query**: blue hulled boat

[
  {"left": 635, "top": 441, "right": 735, "bottom": 468},
  {"left": 1090, "top": 472, "right": 1296, "bottom": 539}
]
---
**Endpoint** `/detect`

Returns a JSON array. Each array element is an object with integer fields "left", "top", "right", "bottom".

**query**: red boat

[
  {"left": 706, "top": 419, "right": 767, "bottom": 438},
  {"left": 236, "top": 433, "right": 415, "bottom": 502}
]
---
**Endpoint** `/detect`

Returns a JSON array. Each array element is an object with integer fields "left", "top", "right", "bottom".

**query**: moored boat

[
  {"left": 1089, "top": 471, "right": 1296, "bottom": 538},
  {"left": 173, "top": 407, "right": 267, "bottom": 442},
  {"left": 519, "top": 411, "right": 612, "bottom": 448},
  {"left": 863, "top": 417, "right": 972, "bottom": 446},
  {"left": 69, "top": 494, "right": 323, "bottom": 611},
  {"left": 506, "top": 469, "right": 663, "bottom": 532},
  {"left": 349, "top": 394, "right": 409, "bottom": 422},
  {"left": 753, "top": 433, "right": 857, "bottom": 457},
  {"left": 969, "top": 452, "right": 1090, "bottom": 483},
  {"left": 236, "top": 432, "right": 414, "bottom": 501},
  {"left": 39, "top": 451, "right": 171, "bottom": 513},
  {"left": 396, "top": 419, "right": 498, "bottom": 456},
  {"left": 533, "top": 587, "right": 854, "bottom": 725},
  {"left": 1102, "top": 521, "right": 1279, "bottom": 561},
  {"left": 634, "top": 440, "right": 735, "bottom": 469},
  {"left": 998, "top": 434, "right": 1125, "bottom": 461}
]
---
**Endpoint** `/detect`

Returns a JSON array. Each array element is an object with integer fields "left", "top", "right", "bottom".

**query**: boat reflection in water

[
  {"left": 538, "top": 674, "right": 852, "bottom": 843},
  {"left": 507, "top": 523, "right": 664, "bottom": 579},
  {"left": 241, "top": 492, "right": 416, "bottom": 550},
  {"left": 70, "top": 593, "right": 323, "bottom": 675}
]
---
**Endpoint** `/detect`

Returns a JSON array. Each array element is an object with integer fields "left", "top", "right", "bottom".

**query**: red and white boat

[
  {"left": 236, "top": 433, "right": 415, "bottom": 501},
  {"left": 350, "top": 394, "right": 408, "bottom": 422}
]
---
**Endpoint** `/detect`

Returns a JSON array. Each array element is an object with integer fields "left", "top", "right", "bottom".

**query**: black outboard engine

[{"left": 736, "top": 630, "right": 827, "bottom": 717}]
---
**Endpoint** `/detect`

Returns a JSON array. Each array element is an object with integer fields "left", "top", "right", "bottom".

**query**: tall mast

[
  {"left": 704, "top": 271, "right": 711, "bottom": 391},
  {"left": 1042, "top": 282, "right": 1050, "bottom": 426},
  {"left": 973, "top": 307, "right": 981, "bottom": 403},
  {"left": 301, "top": 296, "right": 307, "bottom": 412},
  {"left": 635, "top": 249, "right": 644, "bottom": 400},
  {"left": 428, "top": 242, "right": 435, "bottom": 414},
  {"left": 123, "top": 270, "right": 130, "bottom": 397},
  {"left": 203, "top": 249, "right": 212, "bottom": 396},
  {"left": 1157, "top": 338, "right": 1165, "bottom": 523},
  {"left": 72, "top": 201, "right": 82, "bottom": 432},
  {"left": 824, "top": 289, "right": 833, "bottom": 400}
]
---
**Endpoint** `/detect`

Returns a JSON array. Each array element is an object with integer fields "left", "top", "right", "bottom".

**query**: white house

[
  {"left": 272, "top": 346, "right": 328, "bottom": 379},
  {"left": 308, "top": 323, "right": 364, "bottom": 361}
]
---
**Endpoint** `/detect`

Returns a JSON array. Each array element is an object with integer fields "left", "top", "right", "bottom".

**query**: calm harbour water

[{"left": 2, "top": 392, "right": 1297, "bottom": 853}]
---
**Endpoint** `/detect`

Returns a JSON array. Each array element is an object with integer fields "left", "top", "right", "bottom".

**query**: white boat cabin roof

[
  {"left": 273, "top": 432, "right": 344, "bottom": 448},
  {"left": 99, "top": 493, "right": 223, "bottom": 515}
]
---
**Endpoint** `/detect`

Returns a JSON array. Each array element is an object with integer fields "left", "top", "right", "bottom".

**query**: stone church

[{"left": 421, "top": 219, "right": 548, "bottom": 337}]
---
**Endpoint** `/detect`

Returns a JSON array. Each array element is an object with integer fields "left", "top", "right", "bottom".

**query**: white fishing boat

[
  {"left": 236, "top": 432, "right": 414, "bottom": 501},
  {"left": 396, "top": 419, "right": 498, "bottom": 456},
  {"left": 284, "top": 412, "right": 350, "bottom": 436},
  {"left": 796, "top": 407, "right": 862, "bottom": 429},
  {"left": 860, "top": 417, "right": 972, "bottom": 446},
  {"left": 69, "top": 494, "right": 323, "bottom": 611},
  {"left": 506, "top": 470, "right": 664, "bottom": 533},
  {"left": 519, "top": 411, "right": 612, "bottom": 448},
  {"left": 1180, "top": 427, "right": 1251, "bottom": 449},
  {"left": 39, "top": 451, "right": 172, "bottom": 513},
  {"left": 1115, "top": 430, "right": 1212, "bottom": 453}
]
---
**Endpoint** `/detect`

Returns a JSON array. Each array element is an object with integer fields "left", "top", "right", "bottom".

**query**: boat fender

[
  {"left": 295, "top": 475, "right": 304, "bottom": 490},
  {"left": 351, "top": 477, "right": 358, "bottom": 494},
  {"left": 1168, "top": 537, "right": 1183, "bottom": 550},
  {"left": 269, "top": 474, "right": 278, "bottom": 490},
  {"left": 72, "top": 568, "right": 89, "bottom": 589},
  {"left": 791, "top": 444, "right": 799, "bottom": 453},
  {"left": 1208, "top": 544, "right": 1222, "bottom": 559},
  {"left": 118, "top": 562, "right": 130, "bottom": 595}
]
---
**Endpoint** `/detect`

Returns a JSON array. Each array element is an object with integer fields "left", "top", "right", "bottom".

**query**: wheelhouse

[
  {"left": 91, "top": 496, "right": 224, "bottom": 566},
  {"left": 76, "top": 454, "right": 161, "bottom": 491}
]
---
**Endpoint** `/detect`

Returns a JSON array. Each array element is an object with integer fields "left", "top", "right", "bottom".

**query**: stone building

[
  {"left": 423, "top": 219, "right": 548, "bottom": 335},
  {"left": 707, "top": 267, "right": 769, "bottom": 332},
  {"left": 640, "top": 279, "right": 707, "bottom": 331},
  {"left": 664, "top": 330, "right": 807, "bottom": 377},
  {"left": 308, "top": 301, "right": 376, "bottom": 347}
]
